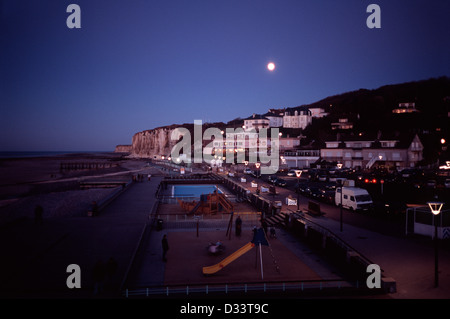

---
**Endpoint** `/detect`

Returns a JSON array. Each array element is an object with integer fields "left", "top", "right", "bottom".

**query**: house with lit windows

[{"left": 320, "top": 132, "right": 424, "bottom": 171}]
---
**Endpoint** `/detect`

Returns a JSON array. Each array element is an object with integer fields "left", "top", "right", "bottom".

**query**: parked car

[
  {"left": 268, "top": 175, "right": 278, "bottom": 183},
  {"left": 275, "top": 178, "right": 287, "bottom": 187},
  {"left": 305, "top": 186, "right": 321, "bottom": 199},
  {"left": 297, "top": 183, "right": 308, "bottom": 194},
  {"left": 287, "top": 170, "right": 296, "bottom": 177},
  {"left": 243, "top": 168, "right": 253, "bottom": 174}
]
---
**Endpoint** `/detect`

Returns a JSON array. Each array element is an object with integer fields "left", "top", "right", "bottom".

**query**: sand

[{"left": 0, "top": 152, "right": 145, "bottom": 225}]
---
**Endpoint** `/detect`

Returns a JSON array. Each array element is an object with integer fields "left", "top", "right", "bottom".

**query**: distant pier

[{"left": 60, "top": 161, "right": 118, "bottom": 172}]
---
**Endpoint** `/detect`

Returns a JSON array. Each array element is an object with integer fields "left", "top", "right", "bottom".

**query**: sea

[{"left": 0, "top": 151, "right": 112, "bottom": 159}]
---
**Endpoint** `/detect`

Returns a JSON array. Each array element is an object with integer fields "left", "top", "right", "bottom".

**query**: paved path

[
  {"left": 0, "top": 169, "right": 162, "bottom": 298},
  {"left": 304, "top": 214, "right": 450, "bottom": 298}
]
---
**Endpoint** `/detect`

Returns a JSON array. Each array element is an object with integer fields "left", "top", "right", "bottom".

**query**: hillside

[{"left": 124, "top": 77, "right": 450, "bottom": 163}]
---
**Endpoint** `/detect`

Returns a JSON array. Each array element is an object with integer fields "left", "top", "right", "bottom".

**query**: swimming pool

[{"left": 171, "top": 184, "right": 222, "bottom": 198}]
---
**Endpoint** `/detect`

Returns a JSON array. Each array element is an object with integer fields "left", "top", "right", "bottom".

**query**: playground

[
  {"left": 177, "top": 191, "right": 234, "bottom": 215},
  {"left": 131, "top": 182, "right": 349, "bottom": 293},
  {"left": 163, "top": 229, "right": 323, "bottom": 286}
]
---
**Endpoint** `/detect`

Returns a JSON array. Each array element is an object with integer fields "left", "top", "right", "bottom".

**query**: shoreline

[
  {"left": 0, "top": 151, "right": 119, "bottom": 160},
  {"left": 0, "top": 152, "right": 146, "bottom": 226}
]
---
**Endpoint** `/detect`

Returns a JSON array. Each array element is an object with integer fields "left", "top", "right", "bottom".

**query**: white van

[{"left": 335, "top": 187, "right": 373, "bottom": 211}]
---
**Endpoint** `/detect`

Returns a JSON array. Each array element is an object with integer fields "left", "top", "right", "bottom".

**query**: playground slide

[
  {"left": 202, "top": 242, "right": 255, "bottom": 275},
  {"left": 217, "top": 193, "right": 233, "bottom": 212},
  {"left": 189, "top": 201, "right": 202, "bottom": 215}
]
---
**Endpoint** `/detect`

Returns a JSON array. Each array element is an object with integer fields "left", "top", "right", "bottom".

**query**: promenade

[
  {"left": 0, "top": 167, "right": 162, "bottom": 298},
  {"left": 0, "top": 167, "right": 449, "bottom": 299}
]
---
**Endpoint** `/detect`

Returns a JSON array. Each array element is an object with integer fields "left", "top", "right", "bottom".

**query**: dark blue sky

[{"left": 1, "top": 0, "right": 449, "bottom": 151}]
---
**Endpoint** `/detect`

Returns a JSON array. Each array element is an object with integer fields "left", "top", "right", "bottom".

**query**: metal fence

[{"left": 122, "top": 279, "right": 361, "bottom": 298}]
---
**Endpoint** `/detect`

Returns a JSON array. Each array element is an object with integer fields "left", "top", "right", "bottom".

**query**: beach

[{"left": 0, "top": 152, "right": 143, "bottom": 225}]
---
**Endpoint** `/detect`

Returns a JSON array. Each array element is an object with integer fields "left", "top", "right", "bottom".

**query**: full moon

[{"left": 267, "top": 62, "right": 275, "bottom": 71}]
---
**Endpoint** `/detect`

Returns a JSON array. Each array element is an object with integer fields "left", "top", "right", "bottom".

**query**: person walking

[
  {"left": 162, "top": 234, "right": 169, "bottom": 262},
  {"left": 235, "top": 215, "right": 242, "bottom": 237}
]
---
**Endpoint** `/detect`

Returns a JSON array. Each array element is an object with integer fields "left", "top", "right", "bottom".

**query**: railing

[
  {"left": 158, "top": 194, "right": 198, "bottom": 204},
  {"left": 122, "top": 279, "right": 362, "bottom": 298},
  {"left": 293, "top": 212, "right": 380, "bottom": 272},
  {"left": 154, "top": 212, "right": 261, "bottom": 223}
]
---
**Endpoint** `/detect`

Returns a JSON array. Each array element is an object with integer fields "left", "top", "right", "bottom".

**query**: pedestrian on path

[
  {"left": 235, "top": 215, "right": 242, "bottom": 237},
  {"left": 162, "top": 234, "right": 169, "bottom": 262}
]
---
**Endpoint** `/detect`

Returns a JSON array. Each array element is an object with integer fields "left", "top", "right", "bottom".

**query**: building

[
  {"left": 282, "top": 149, "right": 321, "bottom": 168},
  {"left": 392, "top": 102, "right": 420, "bottom": 114},
  {"left": 309, "top": 107, "right": 329, "bottom": 118},
  {"left": 283, "top": 107, "right": 312, "bottom": 129},
  {"left": 331, "top": 118, "right": 354, "bottom": 130},
  {"left": 320, "top": 133, "right": 424, "bottom": 170},
  {"left": 244, "top": 114, "right": 270, "bottom": 131},
  {"left": 263, "top": 112, "right": 283, "bottom": 127},
  {"left": 278, "top": 136, "right": 301, "bottom": 151}
]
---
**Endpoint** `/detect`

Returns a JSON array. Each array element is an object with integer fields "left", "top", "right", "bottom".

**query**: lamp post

[
  {"left": 427, "top": 201, "right": 444, "bottom": 288},
  {"left": 295, "top": 170, "right": 302, "bottom": 211},
  {"left": 338, "top": 179, "right": 344, "bottom": 232},
  {"left": 255, "top": 162, "right": 261, "bottom": 179}
]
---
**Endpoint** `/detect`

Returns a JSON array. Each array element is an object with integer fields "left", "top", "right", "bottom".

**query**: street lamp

[
  {"left": 427, "top": 201, "right": 444, "bottom": 288},
  {"left": 295, "top": 170, "right": 302, "bottom": 211},
  {"left": 255, "top": 162, "right": 261, "bottom": 178},
  {"left": 338, "top": 179, "right": 344, "bottom": 232}
]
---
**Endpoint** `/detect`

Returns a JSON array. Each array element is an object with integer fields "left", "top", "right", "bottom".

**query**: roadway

[{"left": 222, "top": 171, "right": 407, "bottom": 239}]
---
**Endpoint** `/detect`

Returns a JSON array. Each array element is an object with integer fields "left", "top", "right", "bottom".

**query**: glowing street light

[
  {"left": 255, "top": 162, "right": 261, "bottom": 178},
  {"left": 427, "top": 201, "right": 444, "bottom": 287},
  {"left": 294, "top": 170, "right": 302, "bottom": 211}
]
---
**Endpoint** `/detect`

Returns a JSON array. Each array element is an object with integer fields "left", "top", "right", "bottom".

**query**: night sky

[{"left": 1, "top": 0, "right": 449, "bottom": 151}]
